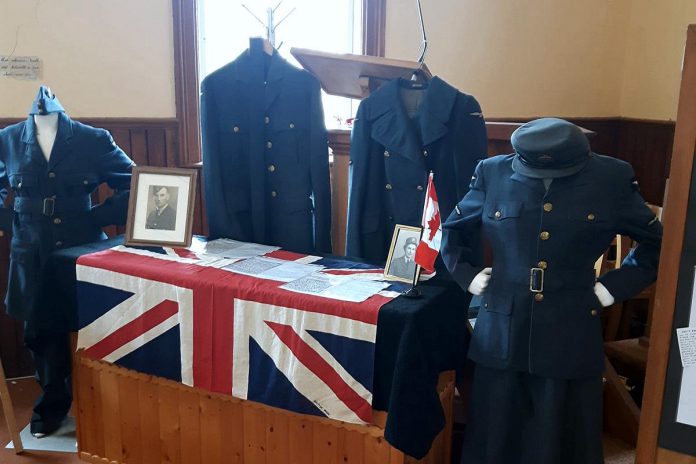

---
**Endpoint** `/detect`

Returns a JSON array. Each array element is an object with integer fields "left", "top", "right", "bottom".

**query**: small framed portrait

[
  {"left": 125, "top": 166, "right": 198, "bottom": 248},
  {"left": 384, "top": 224, "right": 423, "bottom": 283}
]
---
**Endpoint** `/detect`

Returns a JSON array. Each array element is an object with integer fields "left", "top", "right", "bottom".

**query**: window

[
  {"left": 173, "top": 0, "right": 385, "bottom": 165},
  {"left": 198, "top": 0, "right": 361, "bottom": 128}
]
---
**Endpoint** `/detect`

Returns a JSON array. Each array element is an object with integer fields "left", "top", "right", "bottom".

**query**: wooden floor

[
  {"left": 1, "top": 377, "right": 635, "bottom": 464},
  {"left": 0, "top": 377, "right": 80, "bottom": 464}
]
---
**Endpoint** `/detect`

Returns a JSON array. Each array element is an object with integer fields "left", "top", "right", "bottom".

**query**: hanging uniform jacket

[
  {"left": 441, "top": 154, "right": 663, "bottom": 378},
  {"left": 201, "top": 50, "right": 331, "bottom": 254},
  {"left": 0, "top": 112, "right": 134, "bottom": 324},
  {"left": 345, "top": 76, "right": 487, "bottom": 261}
]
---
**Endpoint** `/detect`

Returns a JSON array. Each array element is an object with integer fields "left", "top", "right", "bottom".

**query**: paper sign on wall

[
  {"left": 677, "top": 327, "right": 696, "bottom": 367},
  {"left": 676, "top": 267, "right": 696, "bottom": 427},
  {"left": 1, "top": 56, "right": 42, "bottom": 80}
]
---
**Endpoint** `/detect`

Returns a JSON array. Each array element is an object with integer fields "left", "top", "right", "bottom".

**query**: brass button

[
  {"left": 423, "top": 150, "right": 428, "bottom": 156},
  {"left": 534, "top": 293, "right": 544, "bottom": 302},
  {"left": 416, "top": 185, "right": 424, "bottom": 191},
  {"left": 543, "top": 203, "right": 553, "bottom": 212},
  {"left": 53, "top": 217, "right": 61, "bottom": 225},
  {"left": 83, "top": 180, "right": 89, "bottom": 185},
  {"left": 385, "top": 184, "right": 393, "bottom": 190},
  {"left": 494, "top": 211, "right": 502, "bottom": 219},
  {"left": 17, "top": 182, "right": 22, "bottom": 188},
  {"left": 271, "top": 191, "right": 277, "bottom": 198},
  {"left": 48, "top": 172, "right": 56, "bottom": 178},
  {"left": 266, "top": 141, "right": 273, "bottom": 149},
  {"left": 289, "top": 122, "right": 295, "bottom": 129},
  {"left": 591, "top": 309, "right": 598, "bottom": 316},
  {"left": 56, "top": 241, "right": 63, "bottom": 247},
  {"left": 587, "top": 213, "right": 596, "bottom": 221},
  {"left": 268, "top": 165, "right": 276, "bottom": 172},
  {"left": 384, "top": 150, "right": 390, "bottom": 158},
  {"left": 540, "top": 231, "right": 550, "bottom": 240},
  {"left": 537, "top": 260, "right": 548, "bottom": 270},
  {"left": 264, "top": 116, "right": 270, "bottom": 124},
  {"left": 233, "top": 126, "right": 240, "bottom": 133}
]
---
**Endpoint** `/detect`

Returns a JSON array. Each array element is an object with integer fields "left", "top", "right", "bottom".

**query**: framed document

[
  {"left": 384, "top": 224, "right": 422, "bottom": 283},
  {"left": 125, "top": 166, "right": 197, "bottom": 248}
]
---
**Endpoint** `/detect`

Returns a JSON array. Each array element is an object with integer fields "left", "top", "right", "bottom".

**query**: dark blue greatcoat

[
  {"left": 345, "top": 77, "right": 487, "bottom": 262},
  {"left": 201, "top": 50, "right": 331, "bottom": 254},
  {"left": 441, "top": 154, "right": 663, "bottom": 378},
  {"left": 0, "top": 112, "right": 134, "bottom": 325}
]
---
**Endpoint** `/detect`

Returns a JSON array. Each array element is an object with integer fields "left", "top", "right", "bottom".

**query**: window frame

[{"left": 172, "top": 0, "right": 386, "bottom": 166}]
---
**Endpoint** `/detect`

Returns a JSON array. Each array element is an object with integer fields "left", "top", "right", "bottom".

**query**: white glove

[
  {"left": 593, "top": 282, "right": 615, "bottom": 307},
  {"left": 468, "top": 267, "right": 492, "bottom": 295}
]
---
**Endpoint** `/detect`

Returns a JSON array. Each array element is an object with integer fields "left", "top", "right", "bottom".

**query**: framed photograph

[
  {"left": 384, "top": 224, "right": 423, "bottom": 283},
  {"left": 125, "top": 166, "right": 198, "bottom": 248}
]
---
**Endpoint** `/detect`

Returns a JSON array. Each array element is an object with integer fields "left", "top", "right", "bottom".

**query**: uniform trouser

[
  {"left": 23, "top": 321, "right": 72, "bottom": 433},
  {"left": 461, "top": 364, "right": 604, "bottom": 464}
]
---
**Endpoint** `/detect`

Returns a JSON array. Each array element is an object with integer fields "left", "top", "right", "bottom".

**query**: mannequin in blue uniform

[
  {"left": 0, "top": 87, "right": 134, "bottom": 437},
  {"left": 441, "top": 118, "right": 662, "bottom": 463}
]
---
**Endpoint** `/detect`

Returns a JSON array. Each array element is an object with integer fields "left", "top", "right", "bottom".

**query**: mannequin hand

[
  {"left": 468, "top": 267, "right": 492, "bottom": 295},
  {"left": 593, "top": 282, "right": 615, "bottom": 307}
]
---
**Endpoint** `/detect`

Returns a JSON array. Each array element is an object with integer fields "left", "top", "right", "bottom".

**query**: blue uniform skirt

[{"left": 461, "top": 364, "right": 604, "bottom": 464}]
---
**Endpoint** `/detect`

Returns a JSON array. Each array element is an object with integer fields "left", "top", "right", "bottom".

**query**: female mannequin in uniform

[{"left": 442, "top": 118, "right": 662, "bottom": 464}]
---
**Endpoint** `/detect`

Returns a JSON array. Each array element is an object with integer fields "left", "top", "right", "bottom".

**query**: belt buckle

[
  {"left": 530, "top": 267, "right": 544, "bottom": 293},
  {"left": 42, "top": 197, "right": 55, "bottom": 216}
]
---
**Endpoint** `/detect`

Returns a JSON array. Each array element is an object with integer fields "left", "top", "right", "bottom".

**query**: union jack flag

[{"left": 76, "top": 243, "right": 398, "bottom": 423}]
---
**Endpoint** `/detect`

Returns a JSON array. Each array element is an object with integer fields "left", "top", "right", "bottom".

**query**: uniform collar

[
  {"left": 366, "top": 76, "right": 457, "bottom": 164},
  {"left": 509, "top": 154, "right": 594, "bottom": 195},
  {"left": 232, "top": 49, "right": 296, "bottom": 110},
  {"left": 233, "top": 49, "right": 296, "bottom": 84},
  {"left": 21, "top": 112, "right": 74, "bottom": 168}
]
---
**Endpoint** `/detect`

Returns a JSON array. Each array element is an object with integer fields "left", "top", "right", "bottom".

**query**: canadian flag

[{"left": 415, "top": 172, "right": 441, "bottom": 272}]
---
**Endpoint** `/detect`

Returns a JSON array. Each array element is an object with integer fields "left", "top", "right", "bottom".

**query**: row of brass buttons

[
  {"left": 385, "top": 184, "right": 424, "bottom": 191},
  {"left": 232, "top": 121, "right": 296, "bottom": 133},
  {"left": 383, "top": 149, "right": 429, "bottom": 157}
]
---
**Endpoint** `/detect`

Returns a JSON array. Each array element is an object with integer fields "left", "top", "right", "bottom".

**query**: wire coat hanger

[{"left": 410, "top": 0, "right": 429, "bottom": 84}]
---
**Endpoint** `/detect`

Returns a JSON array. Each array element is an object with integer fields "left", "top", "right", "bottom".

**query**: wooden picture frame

[
  {"left": 384, "top": 224, "right": 422, "bottom": 283},
  {"left": 125, "top": 166, "right": 198, "bottom": 248}
]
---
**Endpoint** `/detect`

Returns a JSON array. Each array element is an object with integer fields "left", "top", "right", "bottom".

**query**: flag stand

[
  {"left": 403, "top": 223, "right": 425, "bottom": 299},
  {"left": 402, "top": 261, "right": 423, "bottom": 299}
]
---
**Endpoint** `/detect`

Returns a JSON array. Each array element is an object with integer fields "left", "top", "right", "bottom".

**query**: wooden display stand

[
  {"left": 0, "top": 355, "right": 23, "bottom": 454},
  {"left": 636, "top": 25, "right": 696, "bottom": 464},
  {"left": 74, "top": 350, "right": 455, "bottom": 464}
]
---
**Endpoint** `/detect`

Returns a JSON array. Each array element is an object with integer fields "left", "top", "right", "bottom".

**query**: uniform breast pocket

[
  {"left": 62, "top": 172, "right": 99, "bottom": 195},
  {"left": 218, "top": 118, "right": 248, "bottom": 160},
  {"left": 272, "top": 115, "right": 308, "bottom": 163},
  {"left": 9, "top": 173, "right": 39, "bottom": 197},
  {"left": 485, "top": 201, "right": 523, "bottom": 226}
]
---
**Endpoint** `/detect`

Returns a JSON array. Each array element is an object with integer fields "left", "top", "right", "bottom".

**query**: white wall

[
  {"left": 0, "top": 0, "right": 176, "bottom": 118},
  {"left": 619, "top": 0, "right": 696, "bottom": 120},
  {"left": 386, "top": 0, "right": 696, "bottom": 121},
  {"left": 2, "top": 0, "right": 695, "bottom": 121}
]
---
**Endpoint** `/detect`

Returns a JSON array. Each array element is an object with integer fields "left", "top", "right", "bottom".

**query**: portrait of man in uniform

[
  {"left": 385, "top": 225, "right": 422, "bottom": 282},
  {"left": 145, "top": 185, "right": 178, "bottom": 231}
]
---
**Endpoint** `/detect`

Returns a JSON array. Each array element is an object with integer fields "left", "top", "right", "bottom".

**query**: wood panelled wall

[{"left": 0, "top": 116, "right": 676, "bottom": 378}]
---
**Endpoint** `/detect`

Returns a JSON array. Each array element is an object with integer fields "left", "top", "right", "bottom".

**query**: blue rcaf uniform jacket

[
  {"left": 441, "top": 154, "right": 662, "bottom": 378},
  {"left": 0, "top": 112, "right": 134, "bottom": 324},
  {"left": 346, "top": 77, "right": 487, "bottom": 262},
  {"left": 201, "top": 50, "right": 331, "bottom": 254}
]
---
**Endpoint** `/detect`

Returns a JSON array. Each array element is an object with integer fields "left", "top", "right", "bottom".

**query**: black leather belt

[
  {"left": 14, "top": 196, "right": 92, "bottom": 216},
  {"left": 504, "top": 265, "right": 597, "bottom": 291}
]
